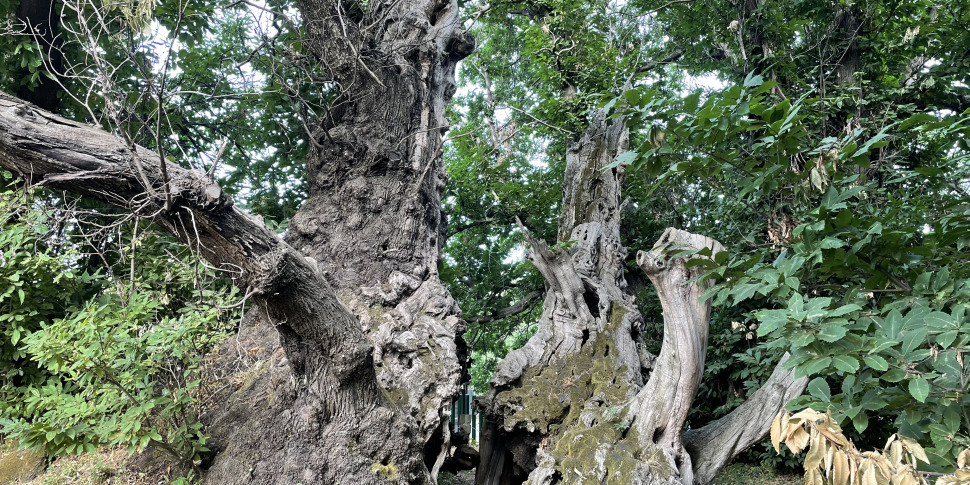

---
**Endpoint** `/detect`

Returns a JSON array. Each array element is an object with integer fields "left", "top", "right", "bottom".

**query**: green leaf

[
  {"left": 828, "top": 304, "right": 861, "bottom": 318},
  {"left": 862, "top": 354, "right": 889, "bottom": 371},
  {"left": 818, "top": 322, "right": 848, "bottom": 342},
  {"left": 807, "top": 377, "right": 830, "bottom": 402},
  {"left": 898, "top": 112, "right": 937, "bottom": 131},
  {"left": 908, "top": 377, "right": 930, "bottom": 403},
  {"left": 789, "top": 329, "right": 815, "bottom": 348},
  {"left": 852, "top": 411, "right": 869, "bottom": 433},
  {"left": 924, "top": 311, "right": 954, "bottom": 330},
  {"left": 883, "top": 310, "right": 903, "bottom": 339},
  {"left": 936, "top": 330, "right": 958, "bottom": 349},
  {"left": 732, "top": 283, "right": 762, "bottom": 303},
  {"left": 901, "top": 327, "right": 928, "bottom": 355},
  {"left": 855, "top": 127, "right": 892, "bottom": 157},
  {"left": 743, "top": 72, "right": 764, "bottom": 87},
  {"left": 797, "top": 357, "right": 832, "bottom": 377},
  {"left": 868, "top": 339, "right": 898, "bottom": 355},
  {"left": 683, "top": 91, "right": 701, "bottom": 112},
  {"left": 880, "top": 368, "right": 907, "bottom": 382},
  {"left": 914, "top": 272, "right": 932, "bottom": 292},
  {"left": 932, "top": 267, "right": 950, "bottom": 293},
  {"left": 609, "top": 150, "right": 638, "bottom": 169},
  {"left": 756, "top": 309, "right": 789, "bottom": 336},
  {"left": 819, "top": 237, "right": 844, "bottom": 249},
  {"left": 832, "top": 355, "right": 860, "bottom": 373}
]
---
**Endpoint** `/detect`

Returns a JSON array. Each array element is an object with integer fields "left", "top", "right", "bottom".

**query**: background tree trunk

[{"left": 475, "top": 112, "right": 807, "bottom": 485}]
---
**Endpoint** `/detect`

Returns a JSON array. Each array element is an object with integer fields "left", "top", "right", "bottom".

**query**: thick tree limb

[
  {"left": 684, "top": 354, "right": 808, "bottom": 485},
  {"left": 0, "top": 92, "right": 375, "bottom": 392},
  {"left": 629, "top": 228, "right": 725, "bottom": 483},
  {"left": 0, "top": 92, "right": 440, "bottom": 483}
]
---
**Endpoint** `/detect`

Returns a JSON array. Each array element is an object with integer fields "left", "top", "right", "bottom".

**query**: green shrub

[{"left": 0, "top": 184, "right": 238, "bottom": 468}]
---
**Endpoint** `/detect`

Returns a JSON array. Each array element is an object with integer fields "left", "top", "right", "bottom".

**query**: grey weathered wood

[
  {"left": 477, "top": 109, "right": 807, "bottom": 485},
  {"left": 684, "top": 354, "right": 808, "bottom": 485},
  {"left": 284, "top": 0, "right": 476, "bottom": 469},
  {"left": 477, "top": 112, "right": 655, "bottom": 484},
  {"left": 628, "top": 229, "right": 726, "bottom": 483}
]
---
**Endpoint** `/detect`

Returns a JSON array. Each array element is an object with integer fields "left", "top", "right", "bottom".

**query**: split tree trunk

[{"left": 476, "top": 112, "right": 807, "bottom": 485}]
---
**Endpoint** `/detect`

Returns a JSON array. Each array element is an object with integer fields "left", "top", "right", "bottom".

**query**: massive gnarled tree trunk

[
  {"left": 0, "top": 0, "right": 472, "bottom": 481},
  {"left": 475, "top": 112, "right": 808, "bottom": 485},
  {"left": 0, "top": 94, "right": 805, "bottom": 485},
  {"left": 201, "top": 0, "right": 475, "bottom": 481}
]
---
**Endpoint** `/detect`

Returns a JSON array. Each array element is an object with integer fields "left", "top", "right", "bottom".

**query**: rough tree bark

[
  {"left": 0, "top": 91, "right": 421, "bottom": 483},
  {"left": 475, "top": 111, "right": 808, "bottom": 485},
  {"left": 0, "top": 0, "right": 808, "bottom": 480},
  {"left": 0, "top": 0, "right": 472, "bottom": 480},
  {"left": 200, "top": 0, "right": 475, "bottom": 481}
]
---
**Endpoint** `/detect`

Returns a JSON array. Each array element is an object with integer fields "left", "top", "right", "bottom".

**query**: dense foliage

[
  {"left": 443, "top": 0, "right": 970, "bottom": 476},
  {"left": 2, "top": 0, "right": 970, "bottom": 481},
  {"left": 605, "top": 0, "right": 970, "bottom": 474}
]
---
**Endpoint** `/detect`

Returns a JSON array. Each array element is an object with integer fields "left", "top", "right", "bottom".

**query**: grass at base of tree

[
  {"left": 711, "top": 463, "right": 800, "bottom": 485},
  {"left": 15, "top": 447, "right": 189, "bottom": 485}
]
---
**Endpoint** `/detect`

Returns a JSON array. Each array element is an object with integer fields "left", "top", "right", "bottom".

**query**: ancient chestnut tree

[{"left": 0, "top": 0, "right": 823, "bottom": 483}]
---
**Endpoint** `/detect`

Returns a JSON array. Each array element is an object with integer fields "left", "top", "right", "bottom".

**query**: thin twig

[{"left": 500, "top": 105, "right": 575, "bottom": 135}]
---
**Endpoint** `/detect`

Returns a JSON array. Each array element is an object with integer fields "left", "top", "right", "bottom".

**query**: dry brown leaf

[
  {"left": 885, "top": 435, "right": 898, "bottom": 451},
  {"left": 818, "top": 425, "right": 851, "bottom": 448},
  {"left": 772, "top": 411, "right": 785, "bottom": 454},
  {"left": 805, "top": 467, "right": 824, "bottom": 485},
  {"left": 784, "top": 417, "right": 804, "bottom": 439},
  {"left": 825, "top": 438, "right": 836, "bottom": 475},
  {"left": 850, "top": 454, "right": 860, "bottom": 485},
  {"left": 788, "top": 426, "right": 812, "bottom": 454},
  {"left": 888, "top": 440, "right": 904, "bottom": 467},
  {"left": 860, "top": 452, "right": 891, "bottom": 485},
  {"left": 792, "top": 408, "right": 826, "bottom": 423},
  {"left": 898, "top": 436, "right": 930, "bottom": 464},
  {"left": 890, "top": 470, "right": 906, "bottom": 485},
  {"left": 895, "top": 465, "right": 924, "bottom": 485},
  {"left": 957, "top": 448, "right": 970, "bottom": 470},
  {"left": 805, "top": 432, "right": 826, "bottom": 471},
  {"left": 833, "top": 449, "right": 850, "bottom": 485},
  {"left": 859, "top": 459, "right": 877, "bottom": 485}
]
